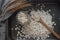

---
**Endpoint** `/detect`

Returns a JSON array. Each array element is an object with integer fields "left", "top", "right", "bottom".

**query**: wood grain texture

[{"left": 39, "top": 17, "right": 60, "bottom": 40}]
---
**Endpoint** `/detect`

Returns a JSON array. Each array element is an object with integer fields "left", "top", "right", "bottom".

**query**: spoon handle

[{"left": 39, "top": 18, "right": 60, "bottom": 39}]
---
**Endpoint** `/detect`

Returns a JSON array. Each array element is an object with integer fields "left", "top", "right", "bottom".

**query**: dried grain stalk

[
  {"left": 0, "top": 0, "right": 31, "bottom": 21},
  {"left": 2, "top": 0, "right": 25, "bottom": 10}
]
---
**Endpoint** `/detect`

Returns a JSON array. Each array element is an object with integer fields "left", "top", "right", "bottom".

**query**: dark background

[{"left": 0, "top": 0, "right": 60, "bottom": 40}]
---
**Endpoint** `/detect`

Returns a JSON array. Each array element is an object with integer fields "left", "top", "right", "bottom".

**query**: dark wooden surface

[{"left": 0, "top": 0, "right": 60, "bottom": 40}]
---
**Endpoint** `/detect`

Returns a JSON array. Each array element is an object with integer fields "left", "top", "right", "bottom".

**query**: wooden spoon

[{"left": 39, "top": 17, "right": 60, "bottom": 39}]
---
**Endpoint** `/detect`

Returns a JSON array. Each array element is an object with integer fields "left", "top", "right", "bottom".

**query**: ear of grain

[{"left": 0, "top": 0, "right": 31, "bottom": 21}]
